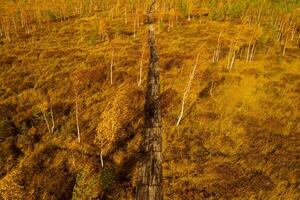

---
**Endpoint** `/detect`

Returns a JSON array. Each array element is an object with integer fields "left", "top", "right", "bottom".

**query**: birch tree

[
  {"left": 212, "top": 32, "right": 222, "bottom": 63},
  {"left": 176, "top": 53, "right": 200, "bottom": 126},
  {"left": 40, "top": 102, "right": 55, "bottom": 134},
  {"left": 73, "top": 76, "right": 81, "bottom": 143},
  {"left": 75, "top": 91, "right": 80, "bottom": 143},
  {"left": 138, "top": 44, "right": 146, "bottom": 87},
  {"left": 43, "top": 110, "right": 51, "bottom": 134},
  {"left": 110, "top": 50, "right": 114, "bottom": 85},
  {"left": 50, "top": 105, "right": 55, "bottom": 133}
]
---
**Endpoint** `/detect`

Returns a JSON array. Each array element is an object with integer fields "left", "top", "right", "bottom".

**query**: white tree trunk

[
  {"left": 246, "top": 40, "right": 252, "bottom": 62},
  {"left": 110, "top": 50, "right": 114, "bottom": 85},
  {"left": 176, "top": 53, "right": 200, "bottom": 126},
  {"left": 283, "top": 36, "right": 288, "bottom": 56},
  {"left": 138, "top": 44, "right": 146, "bottom": 86},
  {"left": 229, "top": 42, "right": 237, "bottom": 70},
  {"left": 50, "top": 105, "right": 55, "bottom": 133},
  {"left": 43, "top": 111, "right": 51, "bottom": 134},
  {"left": 250, "top": 41, "right": 256, "bottom": 61},
  {"left": 133, "top": 18, "right": 136, "bottom": 39},
  {"left": 100, "top": 150, "right": 104, "bottom": 168},
  {"left": 75, "top": 98, "right": 80, "bottom": 143}
]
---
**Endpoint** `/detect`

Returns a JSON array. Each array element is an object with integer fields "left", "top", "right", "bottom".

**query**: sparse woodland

[{"left": 0, "top": 0, "right": 300, "bottom": 199}]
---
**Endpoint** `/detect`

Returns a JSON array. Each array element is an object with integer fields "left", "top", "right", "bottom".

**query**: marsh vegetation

[{"left": 0, "top": 0, "right": 299, "bottom": 199}]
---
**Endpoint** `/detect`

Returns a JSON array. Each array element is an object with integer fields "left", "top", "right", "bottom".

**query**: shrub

[
  {"left": 177, "top": 0, "right": 189, "bottom": 19},
  {"left": 100, "top": 168, "right": 116, "bottom": 190},
  {"left": 226, "top": 1, "right": 247, "bottom": 20},
  {"left": 72, "top": 168, "right": 104, "bottom": 200},
  {"left": 0, "top": 118, "right": 8, "bottom": 138},
  {"left": 72, "top": 168, "right": 116, "bottom": 199},
  {"left": 209, "top": 0, "right": 227, "bottom": 21},
  {"left": 0, "top": 118, "right": 13, "bottom": 139},
  {"left": 89, "top": 29, "right": 98, "bottom": 45}
]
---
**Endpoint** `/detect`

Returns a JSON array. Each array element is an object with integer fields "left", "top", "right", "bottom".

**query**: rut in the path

[{"left": 136, "top": 1, "right": 163, "bottom": 200}]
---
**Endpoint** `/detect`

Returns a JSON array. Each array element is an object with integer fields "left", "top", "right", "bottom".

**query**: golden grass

[{"left": 0, "top": 1, "right": 300, "bottom": 199}]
